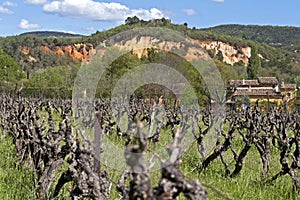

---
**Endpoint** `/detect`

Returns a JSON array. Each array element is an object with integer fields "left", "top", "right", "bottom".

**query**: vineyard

[{"left": 0, "top": 93, "right": 299, "bottom": 199}]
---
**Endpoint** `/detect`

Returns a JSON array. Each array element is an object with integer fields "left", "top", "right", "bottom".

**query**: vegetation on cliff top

[
  {"left": 204, "top": 24, "right": 300, "bottom": 53},
  {"left": 0, "top": 17, "right": 299, "bottom": 97},
  {"left": 19, "top": 31, "right": 84, "bottom": 38}
]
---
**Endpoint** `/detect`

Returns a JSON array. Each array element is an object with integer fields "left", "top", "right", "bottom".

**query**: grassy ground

[
  {"left": 180, "top": 140, "right": 296, "bottom": 200},
  {"left": 106, "top": 128, "right": 297, "bottom": 200},
  {"left": 0, "top": 126, "right": 298, "bottom": 200},
  {"left": 0, "top": 134, "right": 36, "bottom": 200}
]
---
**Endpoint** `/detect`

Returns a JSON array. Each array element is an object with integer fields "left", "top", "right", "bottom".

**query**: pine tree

[
  {"left": 247, "top": 43, "right": 261, "bottom": 79},
  {"left": 294, "top": 75, "right": 300, "bottom": 87}
]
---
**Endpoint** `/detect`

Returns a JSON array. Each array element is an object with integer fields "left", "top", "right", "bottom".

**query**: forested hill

[
  {"left": 19, "top": 31, "right": 84, "bottom": 38},
  {"left": 204, "top": 24, "right": 300, "bottom": 53},
  {"left": 0, "top": 18, "right": 300, "bottom": 95}
]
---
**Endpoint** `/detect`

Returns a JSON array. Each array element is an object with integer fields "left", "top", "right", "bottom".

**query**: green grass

[
  {"left": 104, "top": 127, "right": 298, "bottom": 200},
  {"left": 0, "top": 134, "right": 36, "bottom": 200},
  {"left": 180, "top": 138, "right": 296, "bottom": 200},
  {"left": 0, "top": 125, "right": 298, "bottom": 200}
]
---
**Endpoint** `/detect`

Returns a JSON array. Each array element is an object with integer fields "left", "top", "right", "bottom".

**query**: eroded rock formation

[{"left": 19, "top": 37, "right": 252, "bottom": 66}]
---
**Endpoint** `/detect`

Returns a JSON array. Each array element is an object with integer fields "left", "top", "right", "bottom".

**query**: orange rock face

[
  {"left": 18, "top": 39, "right": 255, "bottom": 66},
  {"left": 41, "top": 45, "right": 51, "bottom": 52},
  {"left": 18, "top": 43, "right": 96, "bottom": 63},
  {"left": 61, "top": 43, "right": 94, "bottom": 62},
  {"left": 19, "top": 46, "right": 30, "bottom": 55},
  {"left": 53, "top": 46, "right": 65, "bottom": 57}
]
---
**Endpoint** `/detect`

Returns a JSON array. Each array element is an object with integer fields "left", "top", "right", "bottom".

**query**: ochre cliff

[
  {"left": 19, "top": 37, "right": 251, "bottom": 66},
  {"left": 195, "top": 40, "right": 251, "bottom": 66},
  {"left": 109, "top": 36, "right": 251, "bottom": 66},
  {"left": 112, "top": 36, "right": 211, "bottom": 61},
  {"left": 20, "top": 43, "right": 95, "bottom": 62}
]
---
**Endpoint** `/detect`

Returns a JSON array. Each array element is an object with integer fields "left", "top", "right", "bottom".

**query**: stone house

[{"left": 227, "top": 77, "right": 298, "bottom": 110}]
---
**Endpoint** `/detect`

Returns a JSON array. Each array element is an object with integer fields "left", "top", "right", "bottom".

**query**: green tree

[
  {"left": 247, "top": 43, "right": 261, "bottom": 79},
  {"left": 24, "top": 65, "right": 78, "bottom": 98},
  {"left": 0, "top": 49, "right": 25, "bottom": 85},
  {"left": 125, "top": 16, "right": 140, "bottom": 25},
  {"left": 242, "top": 93, "right": 250, "bottom": 106},
  {"left": 294, "top": 75, "right": 300, "bottom": 87}
]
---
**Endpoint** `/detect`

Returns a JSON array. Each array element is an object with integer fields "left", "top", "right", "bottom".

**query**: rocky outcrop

[
  {"left": 19, "top": 46, "right": 37, "bottom": 63},
  {"left": 19, "top": 46, "right": 30, "bottom": 55},
  {"left": 196, "top": 40, "right": 251, "bottom": 66},
  {"left": 63, "top": 44, "right": 95, "bottom": 62},
  {"left": 41, "top": 45, "right": 51, "bottom": 52},
  {"left": 113, "top": 36, "right": 211, "bottom": 61},
  {"left": 19, "top": 43, "right": 95, "bottom": 63},
  {"left": 18, "top": 37, "right": 251, "bottom": 66},
  {"left": 53, "top": 46, "right": 64, "bottom": 57},
  {"left": 110, "top": 36, "right": 251, "bottom": 66}
]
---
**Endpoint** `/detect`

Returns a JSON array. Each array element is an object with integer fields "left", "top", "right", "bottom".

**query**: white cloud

[
  {"left": 183, "top": 9, "right": 196, "bottom": 16},
  {"left": 2, "top": 1, "right": 17, "bottom": 7},
  {"left": 43, "top": 0, "right": 165, "bottom": 22},
  {"left": 18, "top": 19, "right": 41, "bottom": 29},
  {"left": 212, "top": 0, "right": 225, "bottom": 2},
  {"left": 25, "top": 0, "right": 48, "bottom": 5},
  {"left": 0, "top": 6, "right": 13, "bottom": 14}
]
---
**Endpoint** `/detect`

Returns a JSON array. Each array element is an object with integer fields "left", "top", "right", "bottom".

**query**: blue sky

[{"left": 0, "top": 0, "right": 299, "bottom": 37}]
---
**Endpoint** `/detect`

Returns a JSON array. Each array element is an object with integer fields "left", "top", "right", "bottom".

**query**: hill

[
  {"left": 19, "top": 31, "right": 84, "bottom": 38},
  {"left": 203, "top": 24, "right": 300, "bottom": 53},
  {"left": 0, "top": 18, "right": 299, "bottom": 97}
]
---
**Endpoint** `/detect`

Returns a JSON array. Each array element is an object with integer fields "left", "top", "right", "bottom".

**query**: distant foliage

[
  {"left": 294, "top": 75, "right": 300, "bottom": 87},
  {"left": 125, "top": 16, "right": 141, "bottom": 25},
  {"left": 19, "top": 31, "right": 83, "bottom": 38},
  {"left": 23, "top": 64, "right": 80, "bottom": 98},
  {"left": 205, "top": 24, "right": 300, "bottom": 53},
  {"left": 0, "top": 49, "right": 24, "bottom": 91},
  {"left": 0, "top": 18, "right": 299, "bottom": 94},
  {"left": 0, "top": 34, "right": 79, "bottom": 71},
  {"left": 247, "top": 43, "right": 261, "bottom": 79}
]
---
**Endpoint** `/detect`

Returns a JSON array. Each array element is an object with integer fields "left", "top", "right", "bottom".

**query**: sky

[{"left": 0, "top": 0, "right": 299, "bottom": 37}]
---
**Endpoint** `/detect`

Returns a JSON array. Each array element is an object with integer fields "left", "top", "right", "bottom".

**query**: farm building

[{"left": 227, "top": 77, "right": 298, "bottom": 110}]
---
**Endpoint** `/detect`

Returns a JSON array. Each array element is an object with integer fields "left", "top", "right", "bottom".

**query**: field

[{"left": 0, "top": 94, "right": 299, "bottom": 199}]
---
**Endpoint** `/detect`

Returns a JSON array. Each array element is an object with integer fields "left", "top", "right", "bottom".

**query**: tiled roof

[
  {"left": 229, "top": 80, "right": 259, "bottom": 86},
  {"left": 257, "top": 77, "right": 278, "bottom": 85},
  {"left": 228, "top": 77, "right": 296, "bottom": 99},
  {"left": 281, "top": 84, "right": 296, "bottom": 89},
  {"left": 233, "top": 89, "right": 281, "bottom": 97}
]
